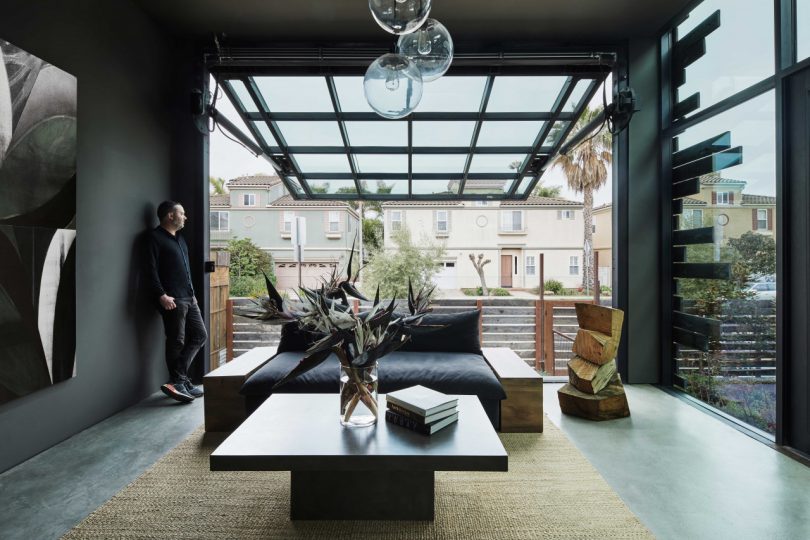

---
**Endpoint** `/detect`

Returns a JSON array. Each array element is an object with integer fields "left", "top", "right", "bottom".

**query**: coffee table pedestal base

[{"left": 290, "top": 470, "right": 435, "bottom": 520}]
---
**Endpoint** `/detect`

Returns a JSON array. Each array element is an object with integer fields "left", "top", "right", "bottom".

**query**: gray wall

[
  {"left": 0, "top": 0, "right": 187, "bottom": 472},
  {"left": 624, "top": 37, "right": 661, "bottom": 383}
]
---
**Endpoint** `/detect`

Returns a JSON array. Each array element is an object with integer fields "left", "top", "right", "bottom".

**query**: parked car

[{"left": 746, "top": 281, "right": 776, "bottom": 299}]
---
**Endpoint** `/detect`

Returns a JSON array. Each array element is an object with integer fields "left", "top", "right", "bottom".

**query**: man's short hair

[{"left": 157, "top": 200, "right": 179, "bottom": 221}]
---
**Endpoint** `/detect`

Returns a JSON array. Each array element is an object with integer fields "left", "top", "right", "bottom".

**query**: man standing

[{"left": 146, "top": 201, "right": 207, "bottom": 403}]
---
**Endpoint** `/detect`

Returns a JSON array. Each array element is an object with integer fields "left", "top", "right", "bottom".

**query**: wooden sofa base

[
  {"left": 482, "top": 348, "right": 544, "bottom": 433},
  {"left": 203, "top": 346, "right": 543, "bottom": 433},
  {"left": 203, "top": 346, "right": 277, "bottom": 432}
]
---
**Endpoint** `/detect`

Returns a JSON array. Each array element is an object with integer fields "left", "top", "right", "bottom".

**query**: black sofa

[{"left": 240, "top": 310, "right": 507, "bottom": 428}]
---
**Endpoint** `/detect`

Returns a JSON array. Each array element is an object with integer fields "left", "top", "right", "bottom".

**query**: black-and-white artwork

[{"left": 0, "top": 39, "right": 77, "bottom": 405}]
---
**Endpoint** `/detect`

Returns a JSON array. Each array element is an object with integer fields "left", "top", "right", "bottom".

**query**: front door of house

[{"left": 500, "top": 255, "right": 512, "bottom": 288}]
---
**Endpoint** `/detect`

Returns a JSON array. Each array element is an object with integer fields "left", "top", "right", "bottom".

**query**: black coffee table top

[{"left": 210, "top": 394, "right": 508, "bottom": 473}]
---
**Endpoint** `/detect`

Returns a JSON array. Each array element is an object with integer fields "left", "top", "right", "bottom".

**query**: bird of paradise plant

[{"left": 238, "top": 238, "right": 437, "bottom": 424}]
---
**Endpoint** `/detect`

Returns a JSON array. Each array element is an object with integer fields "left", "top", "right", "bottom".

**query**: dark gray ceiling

[{"left": 135, "top": 0, "right": 694, "bottom": 43}]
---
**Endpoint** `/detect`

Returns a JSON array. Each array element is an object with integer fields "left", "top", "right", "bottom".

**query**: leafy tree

[
  {"left": 551, "top": 106, "right": 612, "bottom": 292},
  {"left": 728, "top": 231, "right": 776, "bottom": 278},
  {"left": 363, "top": 218, "right": 383, "bottom": 252},
  {"left": 227, "top": 237, "right": 274, "bottom": 280},
  {"left": 226, "top": 237, "right": 276, "bottom": 297},
  {"left": 362, "top": 228, "right": 445, "bottom": 298},
  {"left": 209, "top": 176, "right": 227, "bottom": 195},
  {"left": 532, "top": 181, "right": 562, "bottom": 198}
]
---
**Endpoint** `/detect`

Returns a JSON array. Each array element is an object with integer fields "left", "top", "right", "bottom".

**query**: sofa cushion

[
  {"left": 277, "top": 323, "right": 320, "bottom": 353},
  {"left": 240, "top": 350, "right": 505, "bottom": 401},
  {"left": 400, "top": 310, "right": 481, "bottom": 354}
]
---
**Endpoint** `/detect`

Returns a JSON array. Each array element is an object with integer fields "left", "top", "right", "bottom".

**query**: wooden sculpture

[{"left": 557, "top": 303, "right": 630, "bottom": 420}]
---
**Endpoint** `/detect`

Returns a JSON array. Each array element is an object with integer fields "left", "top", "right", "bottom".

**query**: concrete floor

[
  {"left": 0, "top": 394, "right": 204, "bottom": 540},
  {"left": 1, "top": 386, "right": 809, "bottom": 540}
]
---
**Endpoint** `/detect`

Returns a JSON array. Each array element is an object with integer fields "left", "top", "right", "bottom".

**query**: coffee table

[{"left": 210, "top": 393, "right": 508, "bottom": 520}]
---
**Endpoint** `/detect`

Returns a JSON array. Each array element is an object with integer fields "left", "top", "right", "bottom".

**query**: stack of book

[{"left": 385, "top": 385, "right": 459, "bottom": 435}]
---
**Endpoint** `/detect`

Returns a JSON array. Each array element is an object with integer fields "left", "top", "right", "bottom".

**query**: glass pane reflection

[
  {"left": 293, "top": 154, "right": 351, "bottom": 173},
  {"left": 463, "top": 179, "right": 514, "bottom": 195},
  {"left": 487, "top": 76, "right": 567, "bottom": 112},
  {"left": 413, "top": 121, "right": 475, "bottom": 146},
  {"left": 674, "top": 0, "right": 774, "bottom": 118},
  {"left": 307, "top": 179, "right": 358, "bottom": 195},
  {"left": 411, "top": 180, "right": 459, "bottom": 195},
  {"left": 225, "top": 80, "right": 257, "bottom": 112},
  {"left": 345, "top": 122, "right": 407, "bottom": 146},
  {"left": 412, "top": 154, "right": 467, "bottom": 173},
  {"left": 276, "top": 121, "right": 343, "bottom": 146},
  {"left": 672, "top": 91, "right": 777, "bottom": 435},
  {"left": 254, "top": 76, "right": 334, "bottom": 112},
  {"left": 354, "top": 154, "right": 408, "bottom": 173},
  {"left": 469, "top": 154, "right": 527, "bottom": 174},
  {"left": 477, "top": 121, "right": 544, "bottom": 147}
]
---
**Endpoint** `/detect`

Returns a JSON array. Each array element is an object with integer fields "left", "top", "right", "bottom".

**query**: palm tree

[
  {"left": 552, "top": 106, "right": 612, "bottom": 293},
  {"left": 209, "top": 176, "right": 227, "bottom": 195}
]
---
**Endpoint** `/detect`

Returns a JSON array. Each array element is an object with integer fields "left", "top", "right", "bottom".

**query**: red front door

[{"left": 500, "top": 255, "right": 512, "bottom": 288}]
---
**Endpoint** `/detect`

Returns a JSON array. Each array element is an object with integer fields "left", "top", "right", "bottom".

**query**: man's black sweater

[{"left": 145, "top": 226, "right": 195, "bottom": 302}]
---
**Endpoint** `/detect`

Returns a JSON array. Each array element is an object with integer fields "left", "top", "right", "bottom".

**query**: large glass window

[
  {"left": 671, "top": 91, "right": 777, "bottom": 435},
  {"left": 673, "top": 0, "right": 774, "bottom": 119},
  {"left": 799, "top": 0, "right": 810, "bottom": 62},
  {"left": 210, "top": 211, "right": 229, "bottom": 231},
  {"left": 500, "top": 210, "right": 523, "bottom": 232}
]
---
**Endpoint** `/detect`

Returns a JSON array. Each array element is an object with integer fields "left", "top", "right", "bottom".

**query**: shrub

[
  {"left": 461, "top": 287, "right": 511, "bottom": 296},
  {"left": 229, "top": 275, "right": 267, "bottom": 298},
  {"left": 227, "top": 237, "right": 275, "bottom": 282},
  {"left": 362, "top": 229, "right": 445, "bottom": 298},
  {"left": 600, "top": 285, "right": 612, "bottom": 295},
  {"left": 544, "top": 279, "right": 564, "bottom": 294}
]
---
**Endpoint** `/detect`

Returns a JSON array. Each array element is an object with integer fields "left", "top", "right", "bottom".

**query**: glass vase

[{"left": 340, "top": 363, "right": 379, "bottom": 427}]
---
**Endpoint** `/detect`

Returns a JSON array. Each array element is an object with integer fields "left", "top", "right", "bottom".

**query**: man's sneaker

[
  {"left": 182, "top": 380, "right": 204, "bottom": 398},
  {"left": 161, "top": 383, "right": 194, "bottom": 403}
]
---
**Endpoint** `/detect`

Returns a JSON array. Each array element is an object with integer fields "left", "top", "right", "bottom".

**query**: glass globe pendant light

[
  {"left": 397, "top": 18, "right": 454, "bottom": 82},
  {"left": 364, "top": 53, "right": 423, "bottom": 119},
  {"left": 368, "top": 0, "right": 432, "bottom": 35}
]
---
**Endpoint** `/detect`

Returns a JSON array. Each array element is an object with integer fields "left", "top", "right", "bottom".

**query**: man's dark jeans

[{"left": 161, "top": 297, "right": 207, "bottom": 384}]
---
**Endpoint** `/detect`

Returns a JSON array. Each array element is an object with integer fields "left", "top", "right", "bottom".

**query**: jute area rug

[{"left": 64, "top": 419, "right": 652, "bottom": 539}]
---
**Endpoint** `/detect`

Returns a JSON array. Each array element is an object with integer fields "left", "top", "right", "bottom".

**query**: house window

[
  {"left": 500, "top": 210, "right": 523, "bottom": 232},
  {"left": 243, "top": 193, "right": 256, "bottom": 207},
  {"left": 757, "top": 209, "right": 768, "bottom": 230},
  {"left": 716, "top": 192, "right": 730, "bottom": 205},
  {"left": 569, "top": 256, "right": 579, "bottom": 275},
  {"left": 282, "top": 211, "right": 294, "bottom": 233},
  {"left": 328, "top": 211, "right": 341, "bottom": 233},
  {"left": 474, "top": 201, "right": 490, "bottom": 207},
  {"left": 210, "top": 211, "right": 229, "bottom": 231},
  {"left": 391, "top": 210, "right": 402, "bottom": 231},
  {"left": 526, "top": 255, "right": 536, "bottom": 276},
  {"left": 685, "top": 209, "right": 703, "bottom": 227},
  {"left": 436, "top": 210, "right": 449, "bottom": 233},
  {"left": 557, "top": 209, "right": 575, "bottom": 220}
]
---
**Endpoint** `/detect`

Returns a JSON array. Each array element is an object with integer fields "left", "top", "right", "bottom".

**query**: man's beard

[{"left": 174, "top": 219, "right": 185, "bottom": 230}]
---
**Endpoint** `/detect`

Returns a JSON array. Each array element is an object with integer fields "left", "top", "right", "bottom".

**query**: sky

[{"left": 209, "top": 74, "right": 615, "bottom": 206}]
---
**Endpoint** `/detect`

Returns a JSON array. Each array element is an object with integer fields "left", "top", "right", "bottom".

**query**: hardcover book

[
  {"left": 387, "top": 402, "right": 457, "bottom": 424},
  {"left": 385, "top": 385, "right": 458, "bottom": 416},
  {"left": 385, "top": 409, "right": 459, "bottom": 435}
]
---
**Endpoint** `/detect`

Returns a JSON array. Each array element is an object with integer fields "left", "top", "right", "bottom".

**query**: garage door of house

[
  {"left": 275, "top": 262, "right": 337, "bottom": 290},
  {"left": 433, "top": 262, "right": 457, "bottom": 290}
]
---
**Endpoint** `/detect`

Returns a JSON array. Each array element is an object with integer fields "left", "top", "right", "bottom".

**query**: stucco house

[
  {"left": 210, "top": 174, "right": 360, "bottom": 289},
  {"left": 382, "top": 196, "right": 585, "bottom": 290},
  {"left": 681, "top": 175, "right": 776, "bottom": 242}
]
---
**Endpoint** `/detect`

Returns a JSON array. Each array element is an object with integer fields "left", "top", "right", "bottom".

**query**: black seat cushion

[
  {"left": 241, "top": 350, "right": 505, "bottom": 400},
  {"left": 400, "top": 310, "right": 482, "bottom": 354}
]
